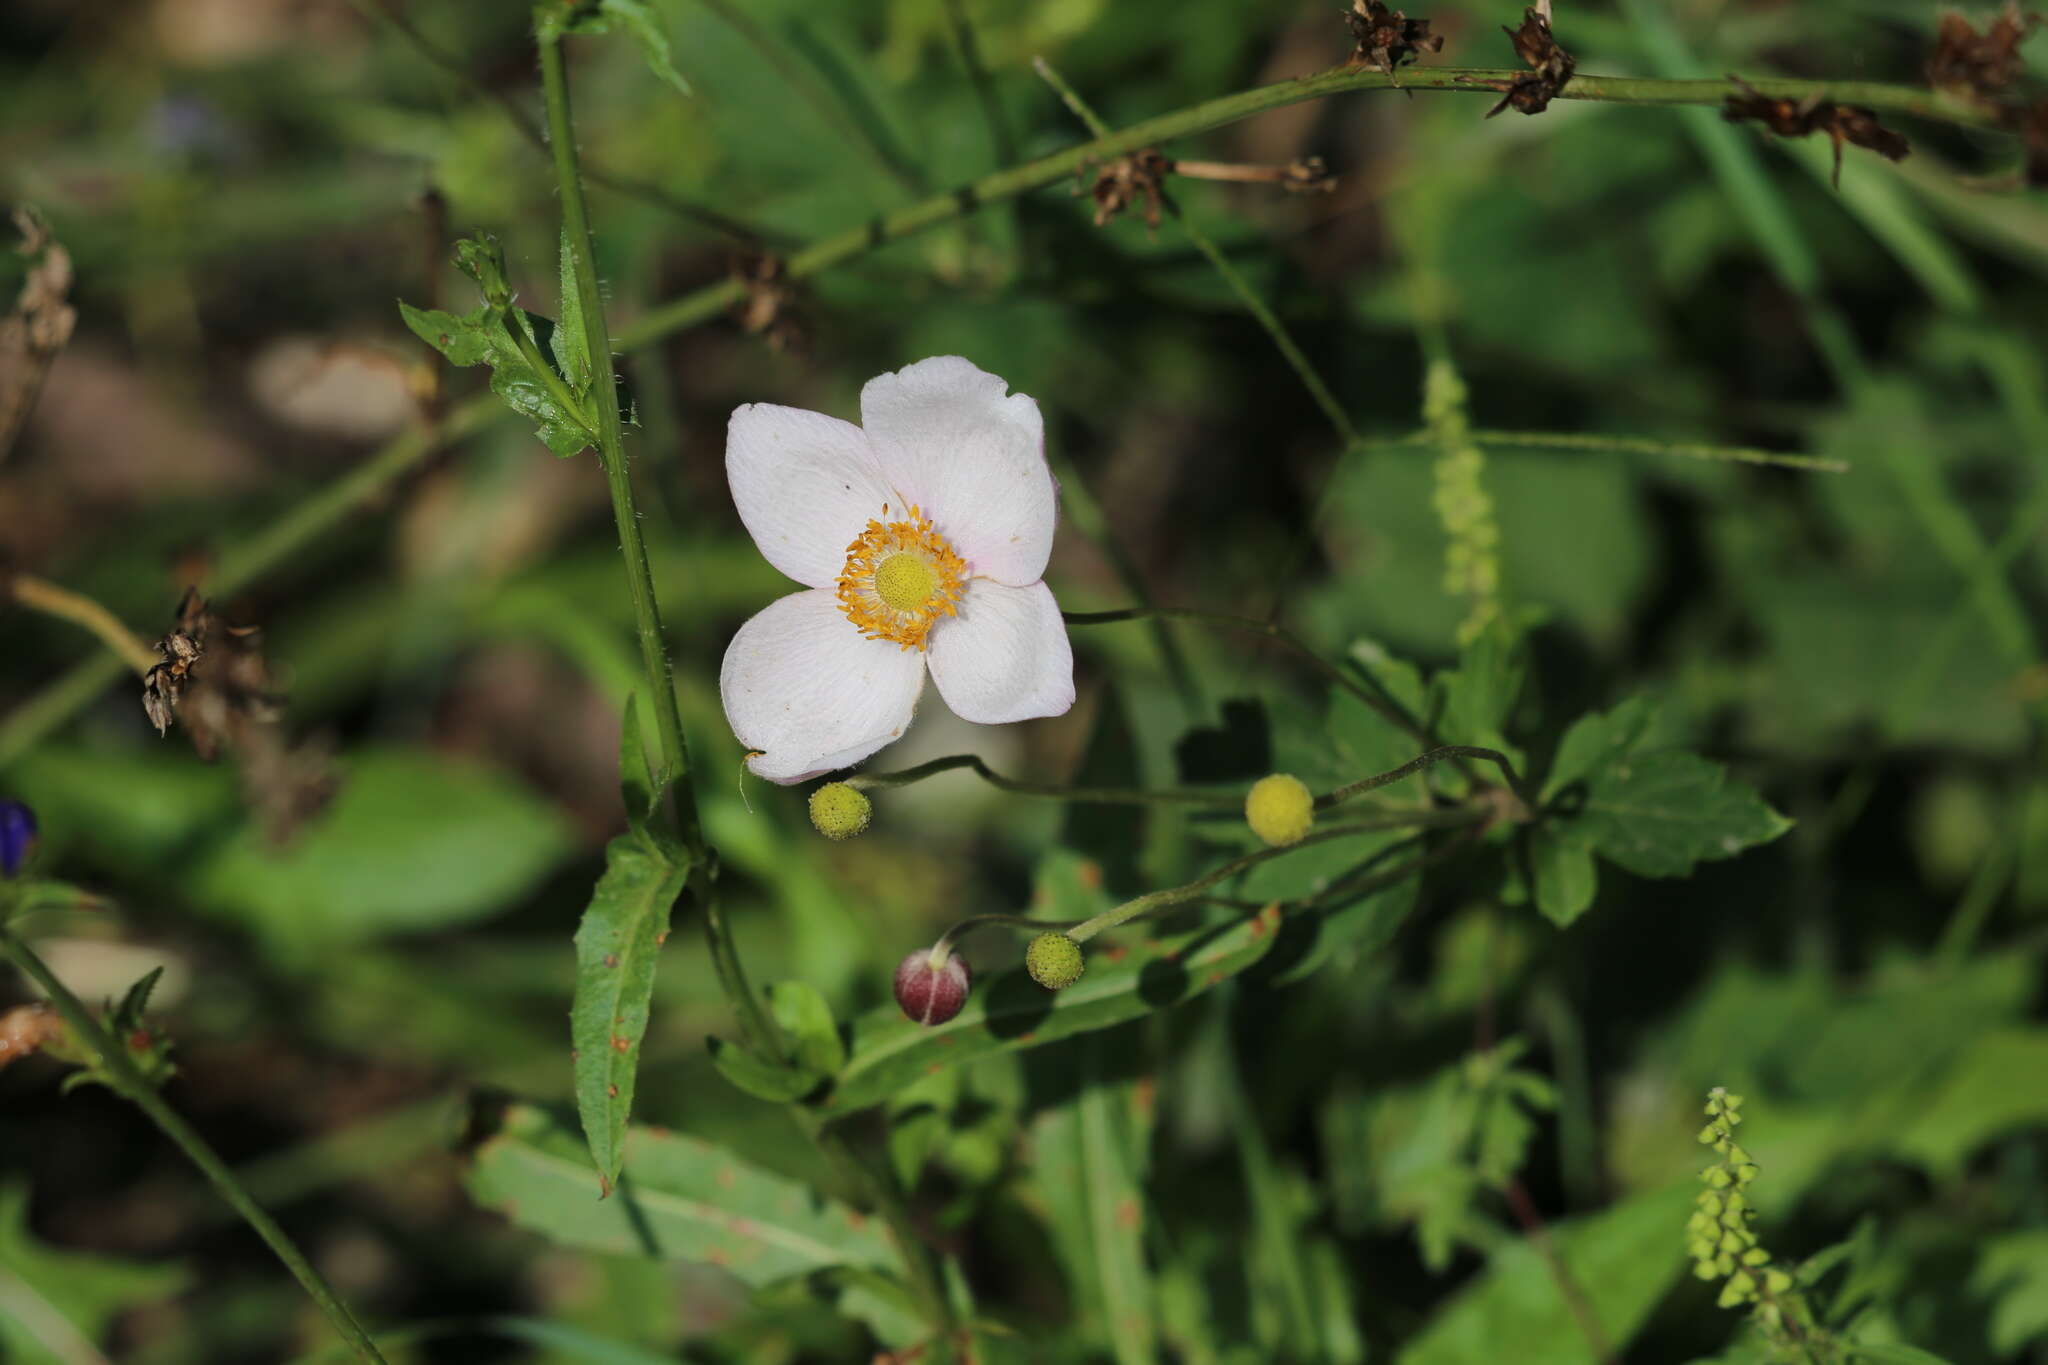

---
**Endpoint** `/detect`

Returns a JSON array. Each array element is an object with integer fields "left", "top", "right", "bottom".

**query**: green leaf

[
  {"left": 1895, "top": 1029, "right": 2048, "bottom": 1179},
  {"left": 768, "top": 980, "right": 845, "bottom": 1077},
  {"left": 617, "top": 694, "right": 661, "bottom": 846},
  {"left": 1032, "top": 1038, "right": 1156, "bottom": 1365},
  {"left": 1850, "top": 1346, "right": 1956, "bottom": 1365},
  {"left": 1438, "top": 613, "right": 1526, "bottom": 757},
  {"left": 191, "top": 747, "right": 573, "bottom": 951},
  {"left": 1394, "top": 1182, "right": 1695, "bottom": 1365},
  {"left": 708, "top": 1035, "right": 821, "bottom": 1104},
  {"left": 1542, "top": 696, "right": 1659, "bottom": 802},
  {"left": 553, "top": 227, "right": 594, "bottom": 394},
  {"left": 397, "top": 302, "right": 492, "bottom": 367},
  {"left": 1574, "top": 751, "right": 1791, "bottom": 880},
  {"left": 399, "top": 298, "right": 593, "bottom": 456},
  {"left": 0, "top": 1184, "right": 188, "bottom": 1365},
  {"left": 465, "top": 1103, "right": 898, "bottom": 1284},
  {"left": 1529, "top": 830, "right": 1598, "bottom": 928},
  {"left": 542, "top": 0, "right": 692, "bottom": 96},
  {"left": 572, "top": 833, "right": 692, "bottom": 1193},
  {"left": 820, "top": 904, "right": 1284, "bottom": 1114}
]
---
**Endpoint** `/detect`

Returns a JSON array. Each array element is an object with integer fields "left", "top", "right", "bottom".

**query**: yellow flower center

[{"left": 837, "top": 504, "right": 966, "bottom": 651}]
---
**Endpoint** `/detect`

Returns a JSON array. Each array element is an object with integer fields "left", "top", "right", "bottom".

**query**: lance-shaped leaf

[
  {"left": 571, "top": 832, "right": 690, "bottom": 1194},
  {"left": 819, "top": 903, "right": 1283, "bottom": 1115},
  {"left": 467, "top": 1104, "right": 899, "bottom": 1284}
]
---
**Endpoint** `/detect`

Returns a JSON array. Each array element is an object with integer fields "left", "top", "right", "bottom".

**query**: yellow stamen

[{"left": 836, "top": 504, "right": 966, "bottom": 651}]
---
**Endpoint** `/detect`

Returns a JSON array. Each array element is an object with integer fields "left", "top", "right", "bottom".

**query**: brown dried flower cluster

[
  {"left": 1484, "top": 8, "right": 1577, "bottom": 117},
  {"left": 730, "top": 252, "right": 807, "bottom": 353},
  {"left": 1083, "top": 149, "right": 1176, "bottom": 229},
  {"left": 1928, "top": 4, "right": 2042, "bottom": 98},
  {"left": 1344, "top": 0, "right": 1442, "bottom": 82},
  {"left": 1722, "top": 77, "right": 1911, "bottom": 188},
  {"left": 0, "top": 208, "right": 78, "bottom": 462},
  {"left": 144, "top": 588, "right": 336, "bottom": 843}
]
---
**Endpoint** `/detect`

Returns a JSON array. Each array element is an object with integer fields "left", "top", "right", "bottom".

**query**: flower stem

[
  {"left": 536, "top": 28, "right": 778, "bottom": 1058},
  {"left": 0, "top": 929, "right": 388, "bottom": 1364},
  {"left": 7, "top": 574, "right": 159, "bottom": 675},
  {"left": 1320, "top": 745, "right": 1535, "bottom": 815},
  {"left": 847, "top": 753, "right": 1240, "bottom": 807},
  {"left": 1062, "top": 605, "right": 1436, "bottom": 750},
  {"left": 1065, "top": 813, "right": 1480, "bottom": 944}
]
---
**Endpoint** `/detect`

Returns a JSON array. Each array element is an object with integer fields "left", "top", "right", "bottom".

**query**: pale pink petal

[
  {"left": 728, "top": 403, "right": 898, "bottom": 589},
  {"left": 721, "top": 589, "right": 927, "bottom": 783},
  {"left": 926, "top": 579, "right": 1074, "bottom": 725},
  {"left": 859, "top": 357, "right": 1056, "bottom": 586}
]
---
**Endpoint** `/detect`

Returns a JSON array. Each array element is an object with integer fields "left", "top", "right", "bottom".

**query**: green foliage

[
  {"left": 0, "top": 1184, "right": 190, "bottom": 1365},
  {"left": 399, "top": 235, "right": 602, "bottom": 456},
  {"left": 465, "top": 1103, "right": 901, "bottom": 1284},
  {"left": 1531, "top": 699, "right": 1792, "bottom": 926},
  {"left": 192, "top": 746, "right": 573, "bottom": 951}
]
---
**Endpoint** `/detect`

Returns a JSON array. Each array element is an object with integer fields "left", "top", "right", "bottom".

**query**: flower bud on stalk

[
  {"left": 1025, "top": 932, "right": 1085, "bottom": 991},
  {"left": 1244, "top": 773, "right": 1314, "bottom": 848},
  {"left": 894, "top": 945, "right": 971, "bottom": 1025},
  {"left": 808, "top": 782, "right": 872, "bottom": 840}
]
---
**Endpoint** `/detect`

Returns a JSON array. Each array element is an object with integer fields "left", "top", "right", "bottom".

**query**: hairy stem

[
  {"left": 538, "top": 30, "right": 777, "bottom": 1057},
  {"left": 0, "top": 930, "right": 388, "bottom": 1363}
]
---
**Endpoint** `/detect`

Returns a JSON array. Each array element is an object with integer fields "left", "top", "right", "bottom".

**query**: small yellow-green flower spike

[
  {"left": 808, "top": 783, "right": 872, "bottom": 840},
  {"left": 1025, "top": 932, "right": 1085, "bottom": 991},
  {"left": 1245, "top": 773, "right": 1315, "bottom": 848}
]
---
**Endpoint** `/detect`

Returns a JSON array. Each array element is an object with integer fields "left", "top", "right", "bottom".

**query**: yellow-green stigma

[
  {"left": 808, "top": 782, "right": 872, "bottom": 840},
  {"left": 874, "top": 552, "right": 939, "bottom": 614}
]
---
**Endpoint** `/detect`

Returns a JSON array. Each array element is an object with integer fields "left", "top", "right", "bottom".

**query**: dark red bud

[{"left": 894, "top": 947, "right": 971, "bottom": 1026}]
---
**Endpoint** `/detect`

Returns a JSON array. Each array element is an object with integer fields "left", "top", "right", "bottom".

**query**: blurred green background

[{"left": 2, "top": 0, "right": 2046, "bottom": 1361}]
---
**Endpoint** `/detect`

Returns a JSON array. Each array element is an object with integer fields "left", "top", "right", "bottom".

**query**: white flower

[{"left": 720, "top": 356, "right": 1076, "bottom": 784}]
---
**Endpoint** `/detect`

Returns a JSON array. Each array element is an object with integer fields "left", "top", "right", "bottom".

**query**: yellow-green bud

[
  {"left": 1025, "top": 932, "right": 1084, "bottom": 991},
  {"left": 1244, "top": 773, "right": 1314, "bottom": 848},
  {"left": 808, "top": 783, "right": 872, "bottom": 840}
]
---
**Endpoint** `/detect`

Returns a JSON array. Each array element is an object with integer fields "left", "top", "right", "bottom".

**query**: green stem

[
  {"left": 1320, "top": 744, "right": 1535, "bottom": 813},
  {"left": 0, "top": 930, "right": 388, "bottom": 1364},
  {"left": 1469, "top": 429, "right": 1847, "bottom": 472},
  {"left": 847, "top": 753, "right": 1239, "bottom": 807},
  {"left": 1062, "top": 605, "right": 1436, "bottom": 751},
  {"left": 1065, "top": 814, "right": 1480, "bottom": 944},
  {"left": 800, "top": 1114, "right": 961, "bottom": 1350},
  {"left": 1035, "top": 57, "right": 1361, "bottom": 451},
  {"left": 537, "top": 28, "right": 778, "bottom": 1058}
]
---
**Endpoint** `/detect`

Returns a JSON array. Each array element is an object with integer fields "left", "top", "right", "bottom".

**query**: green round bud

[
  {"left": 1244, "top": 773, "right": 1314, "bottom": 848},
  {"left": 808, "top": 782, "right": 872, "bottom": 840},
  {"left": 1025, "top": 932, "right": 1084, "bottom": 992}
]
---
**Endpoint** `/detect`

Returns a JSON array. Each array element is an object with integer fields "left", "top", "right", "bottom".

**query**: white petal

[
  {"left": 721, "top": 588, "right": 927, "bottom": 783},
  {"left": 859, "top": 357, "right": 1056, "bottom": 586},
  {"left": 728, "top": 403, "right": 898, "bottom": 589},
  {"left": 926, "top": 579, "right": 1075, "bottom": 725}
]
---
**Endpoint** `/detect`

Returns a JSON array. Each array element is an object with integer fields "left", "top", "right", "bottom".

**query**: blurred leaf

[
  {"left": 1174, "top": 698, "right": 1272, "bottom": 783},
  {"left": 192, "top": 747, "right": 573, "bottom": 949},
  {"left": 1032, "top": 1038, "right": 1156, "bottom": 1365},
  {"left": 466, "top": 1103, "right": 899, "bottom": 1283},
  {"left": 820, "top": 903, "right": 1283, "bottom": 1114},
  {"left": 768, "top": 980, "right": 845, "bottom": 1077},
  {"left": 544, "top": 0, "right": 693, "bottom": 96},
  {"left": 0, "top": 1184, "right": 188, "bottom": 1365},
  {"left": 708, "top": 1035, "right": 821, "bottom": 1104},
  {"left": 1395, "top": 1182, "right": 1695, "bottom": 1365},
  {"left": 573, "top": 832, "right": 693, "bottom": 1191},
  {"left": 1894, "top": 1029, "right": 2048, "bottom": 1179},
  {"left": 553, "top": 227, "right": 594, "bottom": 393},
  {"left": 618, "top": 694, "right": 661, "bottom": 847},
  {"left": 1850, "top": 1346, "right": 1956, "bottom": 1365},
  {"left": 1972, "top": 1230, "right": 2048, "bottom": 1356},
  {"left": 293, "top": 1315, "right": 684, "bottom": 1365}
]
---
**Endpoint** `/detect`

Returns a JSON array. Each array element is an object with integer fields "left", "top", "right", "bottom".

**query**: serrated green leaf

[
  {"left": 1438, "top": 613, "right": 1525, "bottom": 756},
  {"left": 572, "top": 833, "right": 691, "bottom": 1191},
  {"left": 768, "top": 980, "right": 845, "bottom": 1076},
  {"left": 1543, "top": 696, "right": 1659, "bottom": 801},
  {"left": 708, "top": 1035, "right": 822, "bottom": 1103},
  {"left": 398, "top": 301, "right": 492, "bottom": 367},
  {"left": 820, "top": 904, "right": 1284, "bottom": 1114},
  {"left": 1576, "top": 751, "right": 1791, "bottom": 879},
  {"left": 466, "top": 1103, "right": 898, "bottom": 1283},
  {"left": 111, "top": 966, "right": 163, "bottom": 1033},
  {"left": 542, "top": 0, "right": 692, "bottom": 95}
]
